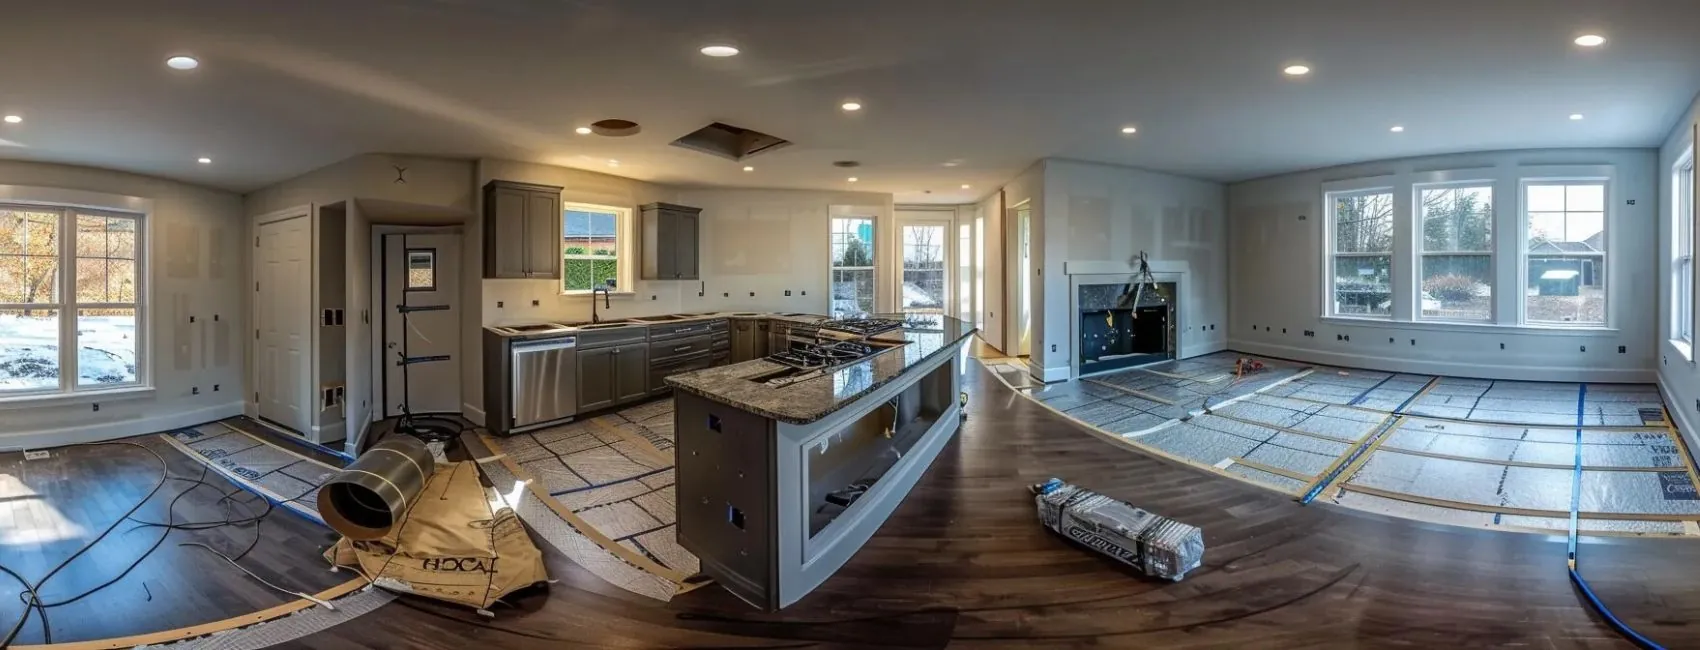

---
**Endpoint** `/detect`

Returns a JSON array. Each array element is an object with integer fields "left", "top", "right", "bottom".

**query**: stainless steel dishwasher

[{"left": 510, "top": 335, "right": 577, "bottom": 429}]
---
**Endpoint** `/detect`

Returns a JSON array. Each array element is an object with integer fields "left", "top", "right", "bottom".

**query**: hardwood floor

[
  {"left": 7, "top": 363, "right": 1693, "bottom": 647},
  {"left": 0, "top": 438, "right": 344, "bottom": 645},
  {"left": 285, "top": 361, "right": 1697, "bottom": 649}
]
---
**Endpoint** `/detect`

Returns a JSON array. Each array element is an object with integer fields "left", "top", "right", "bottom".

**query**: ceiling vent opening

[
  {"left": 670, "top": 122, "right": 792, "bottom": 162},
  {"left": 832, "top": 160, "right": 860, "bottom": 168}
]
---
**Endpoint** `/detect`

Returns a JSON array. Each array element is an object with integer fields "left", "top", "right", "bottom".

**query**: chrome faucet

[{"left": 591, "top": 280, "right": 614, "bottom": 323}]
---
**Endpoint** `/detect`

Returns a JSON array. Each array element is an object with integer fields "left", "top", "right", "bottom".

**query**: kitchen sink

[
  {"left": 578, "top": 322, "right": 638, "bottom": 330},
  {"left": 631, "top": 314, "right": 690, "bottom": 322}
]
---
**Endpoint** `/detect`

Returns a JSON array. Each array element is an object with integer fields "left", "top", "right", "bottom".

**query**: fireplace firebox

[{"left": 1078, "top": 281, "right": 1176, "bottom": 376}]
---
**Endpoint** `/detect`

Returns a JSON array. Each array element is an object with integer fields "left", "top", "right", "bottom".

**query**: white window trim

[
  {"left": 1517, "top": 173, "right": 1613, "bottom": 329},
  {"left": 0, "top": 188, "right": 151, "bottom": 401},
  {"left": 1321, "top": 180, "right": 1396, "bottom": 321},
  {"left": 1412, "top": 179, "right": 1497, "bottom": 324},
  {"left": 559, "top": 201, "right": 633, "bottom": 296},
  {"left": 1673, "top": 147, "right": 1695, "bottom": 359},
  {"left": 828, "top": 215, "right": 878, "bottom": 318}
]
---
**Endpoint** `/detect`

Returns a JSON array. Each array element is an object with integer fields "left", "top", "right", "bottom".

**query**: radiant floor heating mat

[{"left": 162, "top": 419, "right": 345, "bottom": 524}]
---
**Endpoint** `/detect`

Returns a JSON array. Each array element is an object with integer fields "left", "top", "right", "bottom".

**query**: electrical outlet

[
  {"left": 92, "top": 403, "right": 99, "bottom": 412},
  {"left": 1344, "top": 335, "right": 1350, "bottom": 342},
  {"left": 1282, "top": 328, "right": 1287, "bottom": 334},
  {"left": 651, "top": 295, "right": 657, "bottom": 300},
  {"left": 497, "top": 301, "right": 504, "bottom": 308},
  {"left": 749, "top": 292, "right": 755, "bottom": 297},
  {"left": 1390, "top": 337, "right": 1395, "bottom": 343},
  {"left": 1051, "top": 344, "right": 1057, "bottom": 352},
  {"left": 801, "top": 291, "right": 807, "bottom": 296},
  {"left": 192, "top": 386, "right": 200, "bottom": 395},
  {"left": 723, "top": 292, "right": 729, "bottom": 297},
  {"left": 1618, "top": 345, "right": 1626, "bottom": 354},
  {"left": 213, "top": 314, "right": 220, "bottom": 321},
  {"left": 1580, "top": 345, "right": 1587, "bottom": 353},
  {"left": 785, "top": 290, "right": 792, "bottom": 296},
  {"left": 213, "top": 384, "right": 220, "bottom": 392},
  {"left": 1500, "top": 342, "right": 1505, "bottom": 349},
  {"left": 531, "top": 300, "right": 539, "bottom": 307},
  {"left": 334, "top": 309, "right": 344, "bottom": 325},
  {"left": 189, "top": 315, "right": 196, "bottom": 323}
]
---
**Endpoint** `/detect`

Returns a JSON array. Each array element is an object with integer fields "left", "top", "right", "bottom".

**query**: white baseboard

[
  {"left": 1024, "top": 359, "right": 1070, "bottom": 383},
  {"left": 1181, "top": 340, "right": 1228, "bottom": 359},
  {"left": 1229, "top": 339, "right": 1656, "bottom": 384},
  {"left": 462, "top": 402, "right": 486, "bottom": 427},
  {"left": 0, "top": 400, "right": 245, "bottom": 452},
  {"left": 1658, "top": 373, "right": 1699, "bottom": 457}
]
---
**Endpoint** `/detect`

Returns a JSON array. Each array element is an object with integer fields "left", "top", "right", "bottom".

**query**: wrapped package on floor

[
  {"left": 325, "top": 461, "right": 548, "bottom": 610},
  {"left": 1032, "top": 478, "right": 1203, "bottom": 581}
]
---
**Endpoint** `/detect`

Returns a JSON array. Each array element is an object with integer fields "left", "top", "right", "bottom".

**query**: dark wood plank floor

[
  {"left": 281, "top": 361, "right": 1699, "bottom": 649},
  {"left": 14, "top": 362, "right": 1699, "bottom": 647},
  {"left": 0, "top": 438, "right": 345, "bottom": 645}
]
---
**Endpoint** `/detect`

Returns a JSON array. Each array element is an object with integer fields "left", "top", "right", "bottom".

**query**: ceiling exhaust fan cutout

[
  {"left": 670, "top": 121, "right": 792, "bottom": 161},
  {"left": 590, "top": 119, "right": 642, "bottom": 137},
  {"left": 832, "top": 161, "right": 860, "bottom": 168}
]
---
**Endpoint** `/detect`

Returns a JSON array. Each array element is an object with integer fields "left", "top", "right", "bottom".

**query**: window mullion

[{"left": 58, "top": 208, "right": 75, "bottom": 392}]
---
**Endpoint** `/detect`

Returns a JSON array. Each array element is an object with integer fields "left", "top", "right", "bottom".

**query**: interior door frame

[
  {"left": 894, "top": 207, "right": 957, "bottom": 315},
  {"left": 373, "top": 225, "right": 463, "bottom": 419},
  {"left": 249, "top": 205, "right": 314, "bottom": 434},
  {"left": 1005, "top": 199, "right": 1031, "bottom": 357}
]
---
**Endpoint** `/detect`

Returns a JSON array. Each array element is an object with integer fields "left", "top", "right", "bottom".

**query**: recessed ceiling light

[
  {"left": 1283, "top": 64, "right": 1311, "bottom": 76},
  {"left": 608, "top": 159, "right": 620, "bottom": 167},
  {"left": 2, "top": 115, "right": 19, "bottom": 124},
  {"left": 197, "top": 157, "right": 212, "bottom": 164},
  {"left": 700, "top": 45, "right": 739, "bottom": 57},
  {"left": 1574, "top": 34, "right": 1606, "bottom": 47},
  {"left": 574, "top": 127, "right": 592, "bottom": 135},
  {"left": 742, "top": 166, "right": 754, "bottom": 172},
  {"left": 1120, "top": 126, "right": 1138, "bottom": 134},
  {"left": 841, "top": 101, "right": 862, "bottom": 112},
  {"left": 166, "top": 55, "right": 199, "bottom": 70},
  {"left": 847, "top": 177, "right": 858, "bottom": 183},
  {"left": 1570, "top": 113, "right": 1585, "bottom": 120},
  {"left": 1390, "top": 125, "right": 1405, "bottom": 133},
  {"left": 942, "top": 161, "right": 961, "bottom": 167},
  {"left": 960, "top": 184, "right": 971, "bottom": 189}
]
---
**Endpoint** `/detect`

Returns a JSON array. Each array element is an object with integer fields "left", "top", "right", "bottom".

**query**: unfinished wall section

[
  {"left": 0, "top": 160, "right": 245, "bottom": 449},
  {"left": 1227, "top": 148, "right": 1659, "bottom": 384}
]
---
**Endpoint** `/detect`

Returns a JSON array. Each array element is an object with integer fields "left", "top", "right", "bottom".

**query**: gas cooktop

[
  {"left": 767, "top": 341, "right": 879, "bottom": 370},
  {"left": 817, "top": 318, "right": 904, "bottom": 337}
]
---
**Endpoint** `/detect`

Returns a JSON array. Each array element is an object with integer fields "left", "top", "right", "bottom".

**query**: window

[
  {"left": 562, "top": 203, "right": 628, "bottom": 293},
  {"left": 1327, "top": 190, "right": 1394, "bottom": 318},
  {"left": 1524, "top": 182, "right": 1606, "bottom": 325},
  {"left": 1418, "top": 185, "right": 1493, "bottom": 321},
  {"left": 829, "top": 217, "right": 876, "bottom": 317},
  {"left": 405, "top": 249, "right": 436, "bottom": 291},
  {"left": 1676, "top": 151, "right": 1694, "bottom": 346},
  {"left": 0, "top": 207, "right": 143, "bottom": 394}
]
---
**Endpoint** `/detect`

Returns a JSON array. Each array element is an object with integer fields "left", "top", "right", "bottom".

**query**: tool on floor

[
  {"left": 1235, "top": 357, "right": 1265, "bottom": 377},
  {"left": 1031, "top": 478, "right": 1203, "bottom": 581}
]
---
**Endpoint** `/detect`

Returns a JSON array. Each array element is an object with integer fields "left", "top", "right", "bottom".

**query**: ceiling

[{"left": 3, "top": 0, "right": 1698, "bottom": 204}]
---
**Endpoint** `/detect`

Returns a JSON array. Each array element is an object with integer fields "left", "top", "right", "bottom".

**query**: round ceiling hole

[
  {"left": 832, "top": 160, "right": 860, "bottom": 168},
  {"left": 590, "top": 119, "right": 642, "bottom": 137}
]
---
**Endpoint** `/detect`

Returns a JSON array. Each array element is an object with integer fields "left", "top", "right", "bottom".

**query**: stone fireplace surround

[{"left": 1065, "top": 260, "right": 1193, "bottom": 380}]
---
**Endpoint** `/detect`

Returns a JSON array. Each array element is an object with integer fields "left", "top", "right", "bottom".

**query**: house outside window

[{"left": 562, "top": 203, "right": 630, "bottom": 293}]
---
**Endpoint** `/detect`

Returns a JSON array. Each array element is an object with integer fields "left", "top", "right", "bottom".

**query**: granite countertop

[
  {"left": 488, "top": 310, "right": 829, "bottom": 334},
  {"left": 664, "top": 314, "right": 978, "bottom": 425}
]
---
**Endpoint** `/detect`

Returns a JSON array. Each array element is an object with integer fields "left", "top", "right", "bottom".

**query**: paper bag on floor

[{"left": 326, "top": 461, "right": 547, "bottom": 609}]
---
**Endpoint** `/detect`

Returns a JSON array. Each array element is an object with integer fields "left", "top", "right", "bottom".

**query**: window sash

[
  {"left": 1520, "top": 181, "right": 1608, "bottom": 327},
  {"left": 0, "top": 205, "right": 143, "bottom": 395},
  {"left": 560, "top": 203, "right": 629, "bottom": 295}
]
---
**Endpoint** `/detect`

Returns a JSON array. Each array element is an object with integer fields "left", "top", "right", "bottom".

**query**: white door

[
  {"left": 897, "top": 215, "right": 952, "bottom": 314},
  {"left": 256, "top": 216, "right": 312, "bottom": 433},
  {"left": 382, "top": 233, "right": 461, "bottom": 416}
]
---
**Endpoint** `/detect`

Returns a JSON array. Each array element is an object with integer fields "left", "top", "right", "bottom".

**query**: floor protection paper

[
  {"left": 485, "top": 398, "right": 699, "bottom": 582},
  {"left": 163, "top": 419, "right": 345, "bottom": 524}
]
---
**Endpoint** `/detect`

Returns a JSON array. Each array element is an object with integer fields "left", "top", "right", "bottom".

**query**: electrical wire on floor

[
  {"left": 0, "top": 440, "right": 317, "bottom": 648},
  {"left": 1566, "top": 384, "right": 1665, "bottom": 650}
]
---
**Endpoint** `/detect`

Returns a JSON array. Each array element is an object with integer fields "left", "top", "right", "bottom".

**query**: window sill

[
  {"left": 0, "top": 385, "right": 156, "bottom": 411},
  {"left": 1672, "top": 339, "right": 1694, "bottom": 363},
  {"left": 1319, "top": 316, "right": 1616, "bottom": 337}
]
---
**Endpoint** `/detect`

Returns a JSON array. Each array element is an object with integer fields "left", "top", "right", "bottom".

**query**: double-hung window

[
  {"left": 1417, "top": 185, "right": 1494, "bottom": 321},
  {"left": 1676, "top": 151, "right": 1695, "bottom": 347},
  {"left": 1327, "top": 190, "right": 1395, "bottom": 318},
  {"left": 829, "top": 216, "right": 876, "bottom": 317},
  {"left": 1523, "top": 182, "right": 1607, "bottom": 325},
  {"left": 0, "top": 206, "right": 144, "bottom": 395},
  {"left": 561, "top": 203, "right": 629, "bottom": 293}
]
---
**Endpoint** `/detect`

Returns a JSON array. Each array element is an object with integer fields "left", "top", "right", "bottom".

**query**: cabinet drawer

[{"left": 652, "top": 334, "right": 714, "bottom": 361}]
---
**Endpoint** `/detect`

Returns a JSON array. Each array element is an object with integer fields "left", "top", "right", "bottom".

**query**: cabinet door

[
  {"left": 674, "top": 210, "right": 699, "bottom": 279},
  {"left": 613, "top": 345, "right": 650, "bottom": 404},
  {"left": 524, "top": 190, "right": 562, "bottom": 279},
  {"left": 486, "top": 187, "right": 528, "bottom": 278},
  {"left": 576, "top": 347, "right": 615, "bottom": 412},
  {"left": 754, "top": 320, "right": 770, "bottom": 358},
  {"left": 731, "top": 321, "right": 752, "bottom": 362},
  {"left": 653, "top": 209, "right": 677, "bottom": 280}
]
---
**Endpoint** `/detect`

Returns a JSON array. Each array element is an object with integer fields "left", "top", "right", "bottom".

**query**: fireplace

[{"left": 1077, "top": 281, "right": 1176, "bottom": 376}]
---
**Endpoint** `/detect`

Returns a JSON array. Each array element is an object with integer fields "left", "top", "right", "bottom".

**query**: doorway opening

[
  {"left": 378, "top": 230, "right": 462, "bottom": 419},
  {"left": 897, "top": 211, "right": 953, "bottom": 315},
  {"left": 1012, "top": 203, "right": 1032, "bottom": 358}
]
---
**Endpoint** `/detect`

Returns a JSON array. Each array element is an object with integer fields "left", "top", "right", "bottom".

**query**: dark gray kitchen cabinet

[
  {"left": 640, "top": 202, "right": 702, "bottom": 280},
  {"left": 613, "top": 345, "right": 650, "bottom": 404},
  {"left": 483, "top": 180, "right": 564, "bottom": 279},
  {"left": 576, "top": 347, "right": 616, "bottom": 412},
  {"left": 731, "top": 319, "right": 771, "bottom": 362}
]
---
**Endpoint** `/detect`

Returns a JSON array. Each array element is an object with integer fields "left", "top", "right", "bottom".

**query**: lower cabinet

[{"left": 577, "top": 344, "right": 650, "bottom": 413}]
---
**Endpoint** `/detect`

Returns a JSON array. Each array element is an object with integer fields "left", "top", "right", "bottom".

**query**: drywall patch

[
  {"left": 174, "top": 293, "right": 192, "bottom": 371},
  {"left": 209, "top": 226, "right": 228, "bottom": 279},
  {"left": 215, "top": 315, "right": 231, "bottom": 368},
  {"left": 164, "top": 220, "right": 200, "bottom": 278}
]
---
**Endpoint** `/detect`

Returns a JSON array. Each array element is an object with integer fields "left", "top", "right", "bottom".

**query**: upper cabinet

[
  {"left": 483, "top": 180, "right": 564, "bottom": 279},
  {"left": 640, "top": 202, "right": 702, "bottom": 280}
]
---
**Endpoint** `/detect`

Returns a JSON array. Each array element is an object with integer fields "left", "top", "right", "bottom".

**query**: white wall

[
  {"left": 0, "top": 161, "right": 245, "bottom": 450},
  {"left": 977, "top": 191, "right": 1004, "bottom": 351},
  {"left": 1228, "top": 148, "right": 1659, "bottom": 383},
  {"left": 1002, "top": 162, "right": 1044, "bottom": 367},
  {"left": 1660, "top": 94, "right": 1700, "bottom": 451}
]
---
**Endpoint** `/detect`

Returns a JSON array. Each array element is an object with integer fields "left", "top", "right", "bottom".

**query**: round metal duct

[{"left": 317, "top": 435, "right": 436, "bottom": 540}]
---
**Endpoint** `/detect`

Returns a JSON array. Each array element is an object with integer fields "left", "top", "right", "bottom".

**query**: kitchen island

[{"left": 666, "top": 314, "right": 977, "bottom": 610}]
